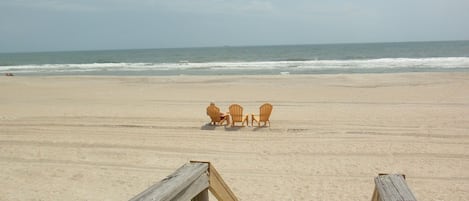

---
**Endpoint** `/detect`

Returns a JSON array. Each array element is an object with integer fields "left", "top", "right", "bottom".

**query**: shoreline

[
  {"left": 3, "top": 70, "right": 469, "bottom": 76},
  {"left": 3, "top": 68, "right": 469, "bottom": 77},
  {"left": 1, "top": 72, "right": 468, "bottom": 200}
]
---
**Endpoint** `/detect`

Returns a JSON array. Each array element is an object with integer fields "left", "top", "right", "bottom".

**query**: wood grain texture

[
  {"left": 373, "top": 174, "right": 416, "bottom": 201},
  {"left": 129, "top": 163, "right": 209, "bottom": 201}
]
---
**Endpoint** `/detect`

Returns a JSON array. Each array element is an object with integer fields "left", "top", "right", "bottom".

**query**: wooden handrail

[
  {"left": 129, "top": 161, "right": 238, "bottom": 201},
  {"left": 371, "top": 174, "right": 417, "bottom": 201},
  {"left": 129, "top": 162, "right": 209, "bottom": 201}
]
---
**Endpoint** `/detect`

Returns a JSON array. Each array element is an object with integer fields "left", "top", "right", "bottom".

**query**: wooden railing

[
  {"left": 130, "top": 162, "right": 417, "bottom": 201},
  {"left": 129, "top": 161, "right": 238, "bottom": 201},
  {"left": 371, "top": 174, "right": 417, "bottom": 201}
]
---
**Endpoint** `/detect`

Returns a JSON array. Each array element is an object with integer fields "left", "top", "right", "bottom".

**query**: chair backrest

[
  {"left": 259, "top": 103, "right": 273, "bottom": 122},
  {"left": 207, "top": 105, "right": 221, "bottom": 122},
  {"left": 229, "top": 104, "right": 244, "bottom": 122}
]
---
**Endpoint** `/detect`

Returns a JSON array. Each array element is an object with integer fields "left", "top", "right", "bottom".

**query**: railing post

[
  {"left": 130, "top": 161, "right": 238, "bottom": 201},
  {"left": 191, "top": 161, "right": 239, "bottom": 201},
  {"left": 372, "top": 174, "right": 417, "bottom": 201},
  {"left": 192, "top": 189, "right": 209, "bottom": 201},
  {"left": 129, "top": 162, "right": 209, "bottom": 201}
]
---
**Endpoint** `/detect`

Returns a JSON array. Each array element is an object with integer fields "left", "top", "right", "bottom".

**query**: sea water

[{"left": 1, "top": 40, "right": 469, "bottom": 76}]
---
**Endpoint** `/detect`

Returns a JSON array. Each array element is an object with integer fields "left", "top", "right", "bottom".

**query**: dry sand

[{"left": 0, "top": 72, "right": 468, "bottom": 201}]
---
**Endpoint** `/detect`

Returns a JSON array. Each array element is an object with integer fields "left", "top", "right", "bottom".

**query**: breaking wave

[{"left": 1, "top": 57, "right": 469, "bottom": 75}]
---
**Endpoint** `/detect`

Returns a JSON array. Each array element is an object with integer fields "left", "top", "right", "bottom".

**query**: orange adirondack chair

[
  {"left": 228, "top": 104, "right": 248, "bottom": 126},
  {"left": 251, "top": 103, "right": 273, "bottom": 127},
  {"left": 206, "top": 104, "right": 228, "bottom": 125}
]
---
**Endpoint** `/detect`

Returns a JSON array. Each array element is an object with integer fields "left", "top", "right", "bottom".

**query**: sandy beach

[{"left": 0, "top": 72, "right": 468, "bottom": 201}]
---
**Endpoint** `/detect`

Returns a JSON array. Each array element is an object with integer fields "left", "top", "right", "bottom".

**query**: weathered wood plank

[
  {"left": 129, "top": 163, "right": 209, "bottom": 201},
  {"left": 207, "top": 163, "right": 239, "bottom": 201},
  {"left": 173, "top": 173, "right": 209, "bottom": 201},
  {"left": 371, "top": 186, "right": 379, "bottom": 201},
  {"left": 191, "top": 189, "right": 209, "bottom": 201},
  {"left": 390, "top": 175, "right": 416, "bottom": 200},
  {"left": 373, "top": 174, "right": 417, "bottom": 201}
]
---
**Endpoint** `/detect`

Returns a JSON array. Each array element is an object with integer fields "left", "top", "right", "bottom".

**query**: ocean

[{"left": 1, "top": 40, "right": 469, "bottom": 76}]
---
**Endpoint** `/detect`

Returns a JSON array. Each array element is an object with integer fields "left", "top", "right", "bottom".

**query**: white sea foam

[{"left": 1, "top": 57, "right": 469, "bottom": 75}]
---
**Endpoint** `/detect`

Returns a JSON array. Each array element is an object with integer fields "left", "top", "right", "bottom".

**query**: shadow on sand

[
  {"left": 200, "top": 123, "right": 269, "bottom": 131},
  {"left": 200, "top": 123, "right": 219, "bottom": 130},
  {"left": 252, "top": 126, "right": 269, "bottom": 131},
  {"left": 223, "top": 126, "right": 243, "bottom": 131},
  {"left": 200, "top": 123, "right": 247, "bottom": 131}
]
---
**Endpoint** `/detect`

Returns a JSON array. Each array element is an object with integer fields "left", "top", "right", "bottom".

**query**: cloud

[
  {"left": 1, "top": 0, "right": 468, "bottom": 52},
  {"left": 153, "top": 0, "right": 276, "bottom": 15},
  {"left": 1, "top": 0, "right": 99, "bottom": 12},
  {"left": 1, "top": 0, "right": 277, "bottom": 15}
]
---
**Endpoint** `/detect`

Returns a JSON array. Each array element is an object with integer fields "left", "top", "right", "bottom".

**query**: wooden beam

[
  {"left": 192, "top": 189, "right": 209, "bottom": 201},
  {"left": 173, "top": 173, "right": 209, "bottom": 201},
  {"left": 372, "top": 174, "right": 417, "bottom": 201},
  {"left": 190, "top": 161, "right": 239, "bottom": 201},
  {"left": 129, "top": 163, "right": 209, "bottom": 201}
]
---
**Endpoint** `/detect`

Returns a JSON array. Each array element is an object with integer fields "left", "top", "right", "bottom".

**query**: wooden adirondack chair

[
  {"left": 228, "top": 104, "right": 248, "bottom": 126},
  {"left": 251, "top": 103, "right": 273, "bottom": 127},
  {"left": 206, "top": 104, "right": 228, "bottom": 125}
]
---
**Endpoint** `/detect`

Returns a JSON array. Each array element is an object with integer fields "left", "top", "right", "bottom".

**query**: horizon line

[{"left": 1, "top": 39, "right": 468, "bottom": 54}]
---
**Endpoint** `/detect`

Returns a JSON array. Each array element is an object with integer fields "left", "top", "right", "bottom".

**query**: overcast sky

[{"left": 1, "top": 0, "right": 468, "bottom": 53}]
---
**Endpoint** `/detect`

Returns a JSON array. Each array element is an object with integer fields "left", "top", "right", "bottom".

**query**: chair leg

[
  {"left": 225, "top": 116, "right": 230, "bottom": 126},
  {"left": 250, "top": 114, "right": 254, "bottom": 127}
]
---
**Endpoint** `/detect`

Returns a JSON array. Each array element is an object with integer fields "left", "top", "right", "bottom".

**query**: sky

[{"left": 1, "top": 0, "right": 468, "bottom": 53}]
